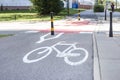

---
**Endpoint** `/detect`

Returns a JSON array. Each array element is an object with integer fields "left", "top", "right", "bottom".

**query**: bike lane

[{"left": 0, "top": 31, "right": 93, "bottom": 80}]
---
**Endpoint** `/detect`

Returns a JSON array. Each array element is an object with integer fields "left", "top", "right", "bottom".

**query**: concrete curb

[{"left": 93, "top": 32, "right": 101, "bottom": 80}]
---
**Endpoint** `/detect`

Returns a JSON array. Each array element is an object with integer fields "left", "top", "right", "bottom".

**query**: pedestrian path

[
  {"left": 94, "top": 32, "right": 120, "bottom": 80},
  {"left": 79, "top": 9, "right": 120, "bottom": 17}
]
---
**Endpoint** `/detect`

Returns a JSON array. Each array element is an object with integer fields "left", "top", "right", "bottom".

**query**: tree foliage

[
  {"left": 30, "top": 0, "right": 63, "bottom": 15},
  {"left": 94, "top": 4, "right": 104, "bottom": 12}
]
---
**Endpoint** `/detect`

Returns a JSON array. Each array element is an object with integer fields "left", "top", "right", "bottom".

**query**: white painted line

[
  {"left": 25, "top": 31, "right": 39, "bottom": 33},
  {"left": 36, "top": 33, "right": 64, "bottom": 43},
  {"left": 79, "top": 32, "right": 93, "bottom": 34}
]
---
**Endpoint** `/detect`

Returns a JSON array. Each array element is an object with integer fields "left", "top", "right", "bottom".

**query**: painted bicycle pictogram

[{"left": 23, "top": 33, "right": 89, "bottom": 66}]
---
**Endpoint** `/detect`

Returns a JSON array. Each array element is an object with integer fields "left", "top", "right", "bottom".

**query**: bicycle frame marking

[{"left": 51, "top": 42, "right": 78, "bottom": 57}]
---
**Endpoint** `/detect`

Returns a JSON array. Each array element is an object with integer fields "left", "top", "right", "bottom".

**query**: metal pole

[
  {"left": 0, "top": 4, "right": 3, "bottom": 11},
  {"left": 109, "top": 12, "right": 113, "bottom": 37},
  {"left": 50, "top": 12, "right": 54, "bottom": 35},
  {"left": 96, "top": 0, "right": 98, "bottom": 4},
  {"left": 116, "top": 0, "right": 117, "bottom": 9},
  {"left": 105, "top": 9, "right": 107, "bottom": 20},
  {"left": 67, "top": 0, "right": 69, "bottom": 16}
]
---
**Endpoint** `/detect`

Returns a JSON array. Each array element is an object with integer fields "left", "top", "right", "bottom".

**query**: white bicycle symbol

[{"left": 23, "top": 41, "right": 89, "bottom": 66}]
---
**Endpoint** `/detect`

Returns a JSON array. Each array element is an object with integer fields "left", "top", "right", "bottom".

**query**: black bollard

[
  {"left": 109, "top": 12, "right": 113, "bottom": 37},
  {"left": 50, "top": 12, "right": 54, "bottom": 35}
]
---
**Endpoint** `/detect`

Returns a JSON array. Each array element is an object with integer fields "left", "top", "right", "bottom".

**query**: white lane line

[
  {"left": 79, "top": 32, "right": 93, "bottom": 34},
  {"left": 25, "top": 31, "right": 39, "bottom": 33}
]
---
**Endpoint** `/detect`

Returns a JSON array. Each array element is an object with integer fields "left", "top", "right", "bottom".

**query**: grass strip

[
  {"left": 0, "top": 8, "right": 85, "bottom": 21},
  {"left": 0, "top": 34, "right": 13, "bottom": 38}
]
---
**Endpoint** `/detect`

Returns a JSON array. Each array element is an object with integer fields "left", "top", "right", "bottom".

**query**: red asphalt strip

[
  {"left": 55, "top": 21, "right": 90, "bottom": 26},
  {"left": 35, "top": 29, "right": 93, "bottom": 33}
]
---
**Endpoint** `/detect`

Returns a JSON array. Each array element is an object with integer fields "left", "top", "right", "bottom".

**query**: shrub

[{"left": 94, "top": 4, "right": 104, "bottom": 12}]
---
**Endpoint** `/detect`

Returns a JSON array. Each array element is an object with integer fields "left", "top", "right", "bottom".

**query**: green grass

[
  {"left": 109, "top": 8, "right": 120, "bottom": 12},
  {"left": 0, "top": 9, "right": 36, "bottom": 13},
  {"left": 0, "top": 34, "right": 13, "bottom": 38},
  {"left": 114, "top": 8, "right": 120, "bottom": 12},
  {"left": 0, "top": 8, "right": 85, "bottom": 21}
]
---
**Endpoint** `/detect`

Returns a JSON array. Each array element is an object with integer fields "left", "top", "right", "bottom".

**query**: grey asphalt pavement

[
  {"left": 73, "top": 10, "right": 120, "bottom": 20},
  {"left": 0, "top": 31, "right": 93, "bottom": 80}
]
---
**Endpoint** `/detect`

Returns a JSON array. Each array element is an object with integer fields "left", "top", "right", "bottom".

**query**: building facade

[{"left": 0, "top": 0, "right": 32, "bottom": 10}]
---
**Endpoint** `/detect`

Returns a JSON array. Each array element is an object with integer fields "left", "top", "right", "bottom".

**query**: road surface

[{"left": 0, "top": 31, "right": 93, "bottom": 80}]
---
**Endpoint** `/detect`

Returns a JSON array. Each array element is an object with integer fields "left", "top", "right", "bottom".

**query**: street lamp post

[
  {"left": 105, "top": 2, "right": 108, "bottom": 20},
  {"left": 105, "top": 9, "right": 107, "bottom": 20},
  {"left": 116, "top": 0, "right": 117, "bottom": 9},
  {"left": 95, "top": 0, "right": 98, "bottom": 4},
  {"left": 76, "top": 0, "right": 79, "bottom": 6},
  {"left": 67, "top": 0, "right": 69, "bottom": 16},
  {"left": 0, "top": 4, "right": 3, "bottom": 11}
]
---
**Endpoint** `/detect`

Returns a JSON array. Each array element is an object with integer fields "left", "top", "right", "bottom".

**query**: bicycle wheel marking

[
  {"left": 23, "top": 47, "right": 52, "bottom": 63},
  {"left": 64, "top": 48, "right": 89, "bottom": 66}
]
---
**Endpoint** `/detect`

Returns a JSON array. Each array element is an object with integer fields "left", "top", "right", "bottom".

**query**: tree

[{"left": 30, "top": 0, "right": 63, "bottom": 15}]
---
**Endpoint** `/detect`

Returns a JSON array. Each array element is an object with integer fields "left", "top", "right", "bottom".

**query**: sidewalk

[
  {"left": 80, "top": 10, "right": 120, "bottom": 80},
  {"left": 94, "top": 32, "right": 120, "bottom": 80},
  {"left": 84, "top": 10, "right": 120, "bottom": 80},
  {"left": 0, "top": 10, "right": 120, "bottom": 80}
]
